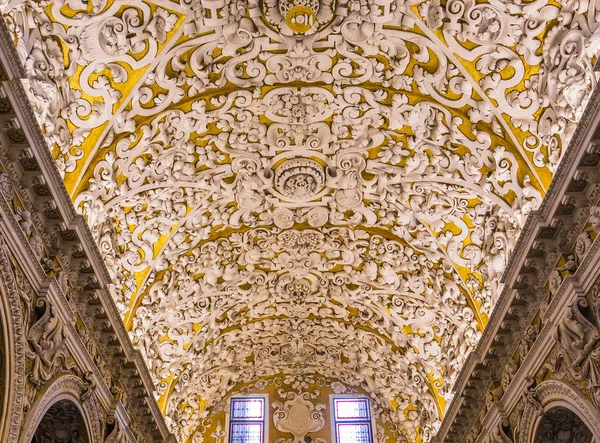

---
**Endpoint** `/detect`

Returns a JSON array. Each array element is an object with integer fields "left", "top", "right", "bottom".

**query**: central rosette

[{"left": 274, "top": 158, "right": 326, "bottom": 201}]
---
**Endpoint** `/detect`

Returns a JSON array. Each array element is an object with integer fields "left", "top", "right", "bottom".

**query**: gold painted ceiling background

[{"left": 2, "top": 0, "right": 599, "bottom": 440}]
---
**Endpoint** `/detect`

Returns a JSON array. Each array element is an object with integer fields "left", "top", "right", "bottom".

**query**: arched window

[
  {"left": 534, "top": 407, "right": 594, "bottom": 443},
  {"left": 32, "top": 399, "right": 89, "bottom": 443}
]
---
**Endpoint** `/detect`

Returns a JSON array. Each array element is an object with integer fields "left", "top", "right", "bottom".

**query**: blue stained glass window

[
  {"left": 231, "top": 399, "right": 264, "bottom": 420},
  {"left": 333, "top": 398, "right": 373, "bottom": 443},
  {"left": 335, "top": 398, "right": 370, "bottom": 420},
  {"left": 230, "top": 423, "right": 263, "bottom": 443},
  {"left": 229, "top": 398, "right": 265, "bottom": 443},
  {"left": 337, "top": 424, "right": 372, "bottom": 443}
]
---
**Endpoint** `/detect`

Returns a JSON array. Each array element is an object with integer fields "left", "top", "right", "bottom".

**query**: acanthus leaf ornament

[{"left": 25, "top": 296, "right": 65, "bottom": 388}]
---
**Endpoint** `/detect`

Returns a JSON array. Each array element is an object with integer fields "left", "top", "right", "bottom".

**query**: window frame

[
  {"left": 226, "top": 394, "right": 268, "bottom": 443},
  {"left": 330, "top": 395, "right": 375, "bottom": 443}
]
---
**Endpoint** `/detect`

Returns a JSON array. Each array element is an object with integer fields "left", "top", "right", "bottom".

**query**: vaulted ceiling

[{"left": 2, "top": 0, "right": 598, "bottom": 441}]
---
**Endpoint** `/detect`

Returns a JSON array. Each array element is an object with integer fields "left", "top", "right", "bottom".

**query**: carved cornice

[
  {"left": 437, "top": 84, "right": 600, "bottom": 442},
  {"left": 0, "top": 18, "right": 25, "bottom": 79},
  {"left": 466, "top": 230, "right": 600, "bottom": 443}
]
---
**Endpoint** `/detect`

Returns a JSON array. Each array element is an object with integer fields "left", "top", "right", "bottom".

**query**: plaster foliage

[{"left": 2, "top": 0, "right": 600, "bottom": 440}]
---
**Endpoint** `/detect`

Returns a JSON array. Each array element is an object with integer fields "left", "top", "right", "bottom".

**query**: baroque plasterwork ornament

[
  {"left": 25, "top": 296, "right": 66, "bottom": 390},
  {"left": 127, "top": 225, "right": 485, "bottom": 440},
  {"left": 550, "top": 285, "right": 600, "bottom": 410},
  {"left": 0, "top": 31, "right": 173, "bottom": 440},
  {"left": 3, "top": 0, "right": 600, "bottom": 440},
  {"left": 273, "top": 158, "right": 326, "bottom": 202},
  {"left": 0, "top": 231, "right": 71, "bottom": 412},
  {"left": 104, "top": 416, "right": 127, "bottom": 443},
  {"left": 263, "top": 0, "right": 335, "bottom": 36},
  {"left": 272, "top": 388, "right": 327, "bottom": 443}
]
